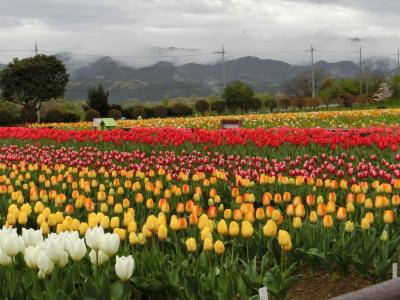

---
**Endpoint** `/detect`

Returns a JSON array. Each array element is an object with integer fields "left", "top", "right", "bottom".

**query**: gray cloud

[{"left": 0, "top": 0, "right": 399, "bottom": 66}]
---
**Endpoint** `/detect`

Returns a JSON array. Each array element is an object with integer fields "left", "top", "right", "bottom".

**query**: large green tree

[
  {"left": 87, "top": 84, "right": 110, "bottom": 117},
  {"left": 222, "top": 81, "right": 254, "bottom": 112},
  {"left": 0, "top": 54, "right": 69, "bottom": 122}
]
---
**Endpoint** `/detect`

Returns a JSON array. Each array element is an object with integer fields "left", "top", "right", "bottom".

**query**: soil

[{"left": 286, "top": 267, "right": 374, "bottom": 300}]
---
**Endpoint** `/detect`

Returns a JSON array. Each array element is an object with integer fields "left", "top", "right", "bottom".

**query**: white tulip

[
  {"left": 115, "top": 255, "right": 135, "bottom": 281},
  {"left": 89, "top": 249, "right": 109, "bottom": 266},
  {"left": 36, "top": 252, "right": 54, "bottom": 276},
  {"left": 24, "top": 246, "right": 39, "bottom": 269},
  {"left": 44, "top": 236, "right": 65, "bottom": 263},
  {"left": 57, "top": 251, "right": 69, "bottom": 268},
  {"left": 22, "top": 228, "right": 43, "bottom": 248},
  {"left": 1, "top": 232, "right": 23, "bottom": 257},
  {"left": 100, "top": 233, "right": 120, "bottom": 256},
  {"left": 67, "top": 238, "right": 87, "bottom": 261},
  {"left": 85, "top": 226, "right": 105, "bottom": 251},
  {"left": 0, "top": 247, "right": 11, "bottom": 266}
]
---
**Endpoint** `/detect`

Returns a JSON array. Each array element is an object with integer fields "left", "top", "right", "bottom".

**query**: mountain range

[{"left": 0, "top": 54, "right": 395, "bottom": 103}]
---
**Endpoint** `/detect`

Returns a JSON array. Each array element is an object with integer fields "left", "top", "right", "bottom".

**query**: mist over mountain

[{"left": 0, "top": 54, "right": 396, "bottom": 103}]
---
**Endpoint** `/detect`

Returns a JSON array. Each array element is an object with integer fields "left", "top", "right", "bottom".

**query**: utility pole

[
  {"left": 397, "top": 48, "right": 400, "bottom": 71},
  {"left": 35, "top": 40, "right": 40, "bottom": 123},
  {"left": 311, "top": 44, "right": 315, "bottom": 99},
  {"left": 359, "top": 46, "right": 363, "bottom": 96},
  {"left": 215, "top": 43, "right": 226, "bottom": 90}
]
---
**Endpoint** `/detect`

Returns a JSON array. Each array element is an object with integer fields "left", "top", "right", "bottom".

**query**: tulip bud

[
  {"left": 89, "top": 249, "right": 109, "bottom": 266},
  {"left": 157, "top": 224, "right": 168, "bottom": 241},
  {"left": 278, "top": 230, "right": 292, "bottom": 251},
  {"left": 380, "top": 230, "right": 389, "bottom": 242},
  {"left": 309, "top": 211, "right": 318, "bottom": 223},
  {"left": 229, "top": 221, "right": 240, "bottom": 237},
  {"left": 241, "top": 221, "right": 254, "bottom": 239},
  {"left": 345, "top": 221, "right": 354, "bottom": 233},
  {"left": 292, "top": 217, "right": 302, "bottom": 229},
  {"left": 115, "top": 255, "right": 135, "bottom": 281},
  {"left": 203, "top": 236, "right": 213, "bottom": 252},
  {"left": 185, "top": 238, "right": 197, "bottom": 252},
  {"left": 214, "top": 219, "right": 227, "bottom": 235},
  {"left": 214, "top": 240, "right": 225, "bottom": 255},
  {"left": 323, "top": 215, "right": 333, "bottom": 228},
  {"left": 361, "top": 218, "right": 370, "bottom": 230},
  {"left": 263, "top": 220, "right": 277, "bottom": 237}
]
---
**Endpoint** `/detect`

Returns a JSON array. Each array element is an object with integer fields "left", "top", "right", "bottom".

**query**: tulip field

[
  {"left": 31, "top": 108, "right": 400, "bottom": 129},
  {"left": 1, "top": 121, "right": 400, "bottom": 299}
]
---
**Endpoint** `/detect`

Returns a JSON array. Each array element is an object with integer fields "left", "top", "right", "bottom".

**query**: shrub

[
  {"left": 85, "top": 109, "right": 101, "bottom": 121},
  {"left": 144, "top": 107, "right": 155, "bottom": 119},
  {"left": 194, "top": 99, "right": 209, "bottom": 115},
  {"left": 0, "top": 106, "right": 18, "bottom": 125},
  {"left": 210, "top": 100, "right": 226, "bottom": 114},
  {"left": 63, "top": 112, "right": 81, "bottom": 122},
  {"left": 108, "top": 109, "right": 122, "bottom": 120},
  {"left": 43, "top": 109, "right": 64, "bottom": 123},
  {"left": 153, "top": 105, "right": 168, "bottom": 118},
  {"left": 170, "top": 103, "right": 192, "bottom": 116},
  {"left": 131, "top": 107, "right": 146, "bottom": 119}
]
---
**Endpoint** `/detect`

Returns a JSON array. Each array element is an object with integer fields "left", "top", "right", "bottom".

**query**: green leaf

[
  {"left": 237, "top": 275, "right": 248, "bottom": 300},
  {"left": 110, "top": 281, "right": 124, "bottom": 300}
]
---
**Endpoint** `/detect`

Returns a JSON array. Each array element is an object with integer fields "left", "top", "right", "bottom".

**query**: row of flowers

[
  {"left": 30, "top": 108, "right": 400, "bottom": 129},
  {"left": 0, "top": 127, "right": 400, "bottom": 150}
]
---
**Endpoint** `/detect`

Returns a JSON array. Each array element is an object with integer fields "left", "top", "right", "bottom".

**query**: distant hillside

[{"left": 0, "top": 54, "right": 387, "bottom": 103}]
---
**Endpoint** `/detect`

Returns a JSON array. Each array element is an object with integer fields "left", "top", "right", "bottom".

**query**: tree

[
  {"left": 319, "top": 78, "right": 358, "bottom": 108},
  {"left": 153, "top": 105, "right": 168, "bottom": 118},
  {"left": 265, "top": 98, "right": 278, "bottom": 112},
  {"left": 279, "top": 97, "right": 292, "bottom": 111},
  {"left": 210, "top": 100, "right": 226, "bottom": 114},
  {"left": 285, "top": 68, "right": 327, "bottom": 98},
  {"left": 170, "top": 102, "right": 192, "bottom": 116},
  {"left": 294, "top": 98, "right": 306, "bottom": 110},
  {"left": 373, "top": 83, "right": 393, "bottom": 103},
  {"left": 251, "top": 97, "right": 262, "bottom": 112},
  {"left": 390, "top": 75, "right": 400, "bottom": 98},
  {"left": 131, "top": 107, "right": 146, "bottom": 119},
  {"left": 194, "top": 99, "right": 209, "bottom": 115},
  {"left": 222, "top": 81, "right": 254, "bottom": 113},
  {"left": 0, "top": 54, "right": 69, "bottom": 122},
  {"left": 337, "top": 93, "right": 355, "bottom": 107},
  {"left": 108, "top": 108, "right": 122, "bottom": 120},
  {"left": 85, "top": 109, "right": 101, "bottom": 121},
  {"left": 87, "top": 85, "right": 110, "bottom": 116}
]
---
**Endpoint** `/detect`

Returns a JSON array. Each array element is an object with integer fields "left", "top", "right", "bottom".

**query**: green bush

[
  {"left": 108, "top": 109, "right": 122, "bottom": 120},
  {"left": 85, "top": 109, "right": 101, "bottom": 121},
  {"left": 153, "top": 105, "right": 168, "bottom": 118},
  {"left": 170, "top": 102, "right": 192, "bottom": 116}
]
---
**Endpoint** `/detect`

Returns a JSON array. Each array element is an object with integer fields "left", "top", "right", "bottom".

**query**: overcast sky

[{"left": 1, "top": 0, "right": 400, "bottom": 66}]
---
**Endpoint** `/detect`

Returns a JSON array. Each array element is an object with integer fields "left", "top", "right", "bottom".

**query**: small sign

[
  {"left": 220, "top": 119, "right": 242, "bottom": 129},
  {"left": 393, "top": 263, "right": 398, "bottom": 279},
  {"left": 93, "top": 118, "right": 102, "bottom": 127},
  {"left": 258, "top": 287, "right": 269, "bottom": 300}
]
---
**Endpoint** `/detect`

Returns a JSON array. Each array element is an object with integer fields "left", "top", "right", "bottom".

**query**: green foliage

[
  {"left": 131, "top": 107, "right": 146, "bottom": 119},
  {"left": 170, "top": 102, "right": 192, "bottom": 116},
  {"left": 194, "top": 99, "right": 209, "bottom": 115},
  {"left": 0, "top": 54, "right": 69, "bottom": 122},
  {"left": 87, "top": 85, "right": 110, "bottom": 117},
  {"left": 222, "top": 81, "right": 254, "bottom": 112},
  {"left": 389, "top": 74, "right": 400, "bottom": 98},
  {"left": 210, "top": 100, "right": 226, "bottom": 114},
  {"left": 0, "top": 101, "right": 21, "bottom": 125},
  {"left": 107, "top": 108, "right": 122, "bottom": 120},
  {"left": 319, "top": 78, "right": 359, "bottom": 106},
  {"left": 85, "top": 109, "right": 101, "bottom": 121},
  {"left": 153, "top": 105, "right": 168, "bottom": 118}
]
